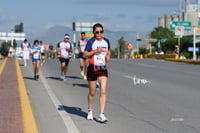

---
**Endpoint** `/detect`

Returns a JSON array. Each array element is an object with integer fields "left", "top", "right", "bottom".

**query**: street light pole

[
  {"left": 11, "top": 29, "right": 14, "bottom": 47},
  {"left": 73, "top": 31, "right": 76, "bottom": 59},
  {"left": 118, "top": 44, "right": 120, "bottom": 59},
  {"left": 178, "top": 36, "right": 180, "bottom": 58},
  {"left": 136, "top": 32, "right": 139, "bottom": 55},
  {"left": 192, "top": 24, "right": 197, "bottom": 60}
]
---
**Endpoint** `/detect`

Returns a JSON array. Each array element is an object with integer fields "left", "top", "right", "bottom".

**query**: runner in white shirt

[
  {"left": 56, "top": 34, "right": 72, "bottom": 81},
  {"left": 84, "top": 23, "right": 111, "bottom": 123},
  {"left": 78, "top": 32, "right": 88, "bottom": 80},
  {"left": 40, "top": 40, "right": 45, "bottom": 65},
  {"left": 21, "top": 39, "right": 31, "bottom": 66}
]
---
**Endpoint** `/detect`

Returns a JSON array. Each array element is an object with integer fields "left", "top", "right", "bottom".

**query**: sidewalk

[
  {"left": 0, "top": 58, "right": 38, "bottom": 133},
  {"left": 0, "top": 58, "right": 23, "bottom": 133}
]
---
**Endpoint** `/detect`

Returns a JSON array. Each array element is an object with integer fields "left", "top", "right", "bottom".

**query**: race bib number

[
  {"left": 61, "top": 49, "right": 68, "bottom": 59},
  {"left": 33, "top": 52, "right": 39, "bottom": 59},
  {"left": 94, "top": 54, "right": 105, "bottom": 66}
]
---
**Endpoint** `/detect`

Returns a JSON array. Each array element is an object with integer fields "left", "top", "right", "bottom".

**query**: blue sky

[{"left": 0, "top": 0, "right": 180, "bottom": 35}]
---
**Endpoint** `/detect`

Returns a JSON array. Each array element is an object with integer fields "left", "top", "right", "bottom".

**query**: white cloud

[
  {"left": 0, "top": 10, "right": 16, "bottom": 31},
  {"left": 71, "top": 0, "right": 178, "bottom": 6},
  {"left": 44, "top": 24, "right": 54, "bottom": 30},
  {"left": 115, "top": 24, "right": 133, "bottom": 30},
  {"left": 103, "top": 23, "right": 133, "bottom": 32},
  {"left": 85, "top": 12, "right": 108, "bottom": 20},
  {"left": 44, "top": 23, "right": 72, "bottom": 30}
]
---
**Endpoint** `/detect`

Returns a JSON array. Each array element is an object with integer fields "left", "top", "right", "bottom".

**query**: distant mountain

[{"left": 27, "top": 25, "right": 148, "bottom": 49}]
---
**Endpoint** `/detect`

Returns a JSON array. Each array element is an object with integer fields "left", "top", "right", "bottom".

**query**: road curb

[
  {"left": 0, "top": 58, "right": 7, "bottom": 75},
  {"left": 15, "top": 59, "right": 38, "bottom": 133}
]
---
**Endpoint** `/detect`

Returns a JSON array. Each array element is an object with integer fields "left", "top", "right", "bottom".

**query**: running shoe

[
  {"left": 60, "top": 73, "right": 64, "bottom": 80},
  {"left": 63, "top": 76, "right": 67, "bottom": 81},
  {"left": 37, "top": 75, "right": 39, "bottom": 79},
  {"left": 87, "top": 110, "right": 93, "bottom": 120},
  {"left": 83, "top": 75, "right": 87, "bottom": 80},
  {"left": 81, "top": 71, "right": 84, "bottom": 77},
  {"left": 96, "top": 82, "right": 100, "bottom": 90},
  {"left": 34, "top": 75, "right": 37, "bottom": 80},
  {"left": 97, "top": 113, "right": 108, "bottom": 123}
]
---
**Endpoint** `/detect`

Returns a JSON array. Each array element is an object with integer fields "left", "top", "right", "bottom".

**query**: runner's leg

[
  {"left": 98, "top": 76, "right": 107, "bottom": 114},
  {"left": 88, "top": 80, "right": 97, "bottom": 111}
]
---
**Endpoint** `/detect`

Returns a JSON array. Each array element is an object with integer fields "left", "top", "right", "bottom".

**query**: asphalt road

[{"left": 20, "top": 58, "right": 200, "bottom": 133}]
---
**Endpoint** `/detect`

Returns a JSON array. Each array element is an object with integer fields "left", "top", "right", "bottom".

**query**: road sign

[
  {"left": 75, "top": 22, "right": 95, "bottom": 32},
  {"left": 127, "top": 43, "right": 133, "bottom": 50},
  {"left": 79, "top": 31, "right": 93, "bottom": 37},
  {"left": 175, "top": 26, "right": 184, "bottom": 37},
  {"left": 144, "top": 38, "right": 157, "bottom": 42},
  {"left": 0, "top": 32, "right": 25, "bottom": 41},
  {"left": 170, "top": 21, "right": 191, "bottom": 31},
  {"left": 188, "top": 47, "right": 199, "bottom": 52},
  {"left": 161, "top": 39, "right": 167, "bottom": 43}
]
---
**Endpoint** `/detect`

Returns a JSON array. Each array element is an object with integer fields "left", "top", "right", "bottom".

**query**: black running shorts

[
  {"left": 87, "top": 64, "right": 108, "bottom": 81},
  {"left": 59, "top": 58, "right": 70, "bottom": 66}
]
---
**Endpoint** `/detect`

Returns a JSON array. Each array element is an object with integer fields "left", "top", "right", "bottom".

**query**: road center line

[{"left": 40, "top": 71, "right": 80, "bottom": 133}]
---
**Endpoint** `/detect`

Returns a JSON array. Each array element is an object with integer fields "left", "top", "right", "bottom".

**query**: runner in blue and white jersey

[{"left": 30, "top": 40, "right": 41, "bottom": 80}]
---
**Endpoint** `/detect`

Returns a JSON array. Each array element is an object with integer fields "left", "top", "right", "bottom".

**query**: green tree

[
  {"left": 151, "top": 26, "right": 175, "bottom": 39},
  {"left": 110, "top": 48, "right": 118, "bottom": 58},
  {"left": 150, "top": 26, "right": 175, "bottom": 51},
  {"left": 139, "top": 47, "right": 146, "bottom": 55},
  {"left": 161, "top": 38, "right": 177, "bottom": 53},
  {"left": 0, "top": 41, "right": 11, "bottom": 57},
  {"left": 118, "top": 36, "right": 126, "bottom": 58}
]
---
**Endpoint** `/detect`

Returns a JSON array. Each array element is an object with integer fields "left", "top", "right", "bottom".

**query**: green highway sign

[
  {"left": 161, "top": 39, "right": 167, "bottom": 43},
  {"left": 170, "top": 21, "right": 191, "bottom": 31},
  {"left": 144, "top": 38, "right": 157, "bottom": 42}
]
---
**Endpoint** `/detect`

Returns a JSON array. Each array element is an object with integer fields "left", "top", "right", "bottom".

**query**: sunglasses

[{"left": 95, "top": 30, "right": 103, "bottom": 34}]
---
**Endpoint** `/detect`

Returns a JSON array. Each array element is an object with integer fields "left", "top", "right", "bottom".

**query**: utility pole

[
  {"left": 118, "top": 44, "right": 120, "bottom": 59},
  {"left": 136, "top": 32, "right": 139, "bottom": 55},
  {"left": 72, "top": 22, "right": 76, "bottom": 59},
  {"left": 192, "top": 24, "right": 197, "bottom": 60}
]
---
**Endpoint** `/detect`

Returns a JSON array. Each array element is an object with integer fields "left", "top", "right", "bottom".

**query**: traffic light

[
  {"left": 72, "top": 22, "right": 76, "bottom": 31},
  {"left": 73, "top": 42, "right": 76, "bottom": 49}
]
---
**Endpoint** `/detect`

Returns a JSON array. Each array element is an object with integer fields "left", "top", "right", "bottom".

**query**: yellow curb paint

[
  {"left": 15, "top": 59, "right": 38, "bottom": 133},
  {"left": 0, "top": 58, "right": 8, "bottom": 76}
]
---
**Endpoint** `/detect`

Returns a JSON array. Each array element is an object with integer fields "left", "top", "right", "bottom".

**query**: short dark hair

[
  {"left": 80, "top": 32, "right": 85, "bottom": 34},
  {"left": 34, "top": 40, "right": 39, "bottom": 45},
  {"left": 93, "top": 23, "right": 103, "bottom": 33}
]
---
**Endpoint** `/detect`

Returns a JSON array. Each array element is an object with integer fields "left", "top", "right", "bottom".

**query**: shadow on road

[
  {"left": 47, "top": 76, "right": 62, "bottom": 81},
  {"left": 23, "top": 76, "right": 35, "bottom": 80},
  {"left": 72, "top": 83, "right": 88, "bottom": 88},
  {"left": 58, "top": 105, "right": 87, "bottom": 120},
  {"left": 66, "top": 76, "right": 82, "bottom": 79}
]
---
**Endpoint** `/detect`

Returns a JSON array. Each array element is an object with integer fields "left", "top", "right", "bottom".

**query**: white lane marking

[
  {"left": 40, "top": 71, "right": 80, "bottom": 133},
  {"left": 170, "top": 118, "right": 184, "bottom": 122},
  {"left": 136, "top": 63, "right": 156, "bottom": 68},
  {"left": 123, "top": 75, "right": 151, "bottom": 85}
]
